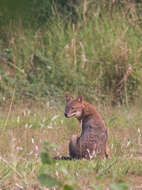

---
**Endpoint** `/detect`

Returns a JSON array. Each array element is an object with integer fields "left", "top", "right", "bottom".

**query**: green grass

[{"left": 0, "top": 103, "right": 142, "bottom": 189}]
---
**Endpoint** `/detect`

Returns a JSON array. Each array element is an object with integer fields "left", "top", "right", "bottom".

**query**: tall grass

[{"left": 0, "top": 1, "right": 142, "bottom": 105}]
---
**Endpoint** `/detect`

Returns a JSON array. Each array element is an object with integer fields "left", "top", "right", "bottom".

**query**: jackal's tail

[{"left": 54, "top": 156, "right": 72, "bottom": 160}]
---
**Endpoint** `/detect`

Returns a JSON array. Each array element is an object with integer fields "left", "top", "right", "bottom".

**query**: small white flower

[
  {"left": 12, "top": 138, "right": 16, "bottom": 142},
  {"left": 16, "top": 146, "right": 23, "bottom": 151},
  {"left": 28, "top": 151, "right": 33, "bottom": 155},
  {"left": 29, "top": 124, "right": 32, "bottom": 128},
  {"left": 55, "top": 171, "right": 59, "bottom": 177},
  {"left": 51, "top": 115, "right": 59, "bottom": 121},
  {"left": 76, "top": 172, "right": 79, "bottom": 176},
  {"left": 35, "top": 145, "right": 39, "bottom": 151},
  {"left": 32, "top": 138, "right": 34, "bottom": 144},
  {"left": 27, "top": 110, "right": 31, "bottom": 115},
  {"left": 23, "top": 110, "right": 26, "bottom": 116},
  {"left": 25, "top": 123, "right": 28, "bottom": 128},
  {"left": 42, "top": 118, "right": 46, "bottom": 122},
  {"left": 17, "top": 116, "right": 20, "bottom": 123},
  {"left": 40, "top": 123, "right": 44, "bottom": 128},
  {"left": 47, "top": 124, "right": 52, "bottom": 129},
  {"left": 126, "top": 140, "right": 131, "bottom": 147},
  {"left": 47, "top": 66, "right": 52, "bottom": 70},
  {"left": 138, "top": 128, "right": 141, "bottom": 134},
  {"left": 46, "top": 102, "right": 50, "bottom": 107}
]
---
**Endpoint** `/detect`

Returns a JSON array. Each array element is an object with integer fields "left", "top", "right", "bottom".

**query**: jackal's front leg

[{"left": 69, "top": 135, "right": 80, "bottom": 159}]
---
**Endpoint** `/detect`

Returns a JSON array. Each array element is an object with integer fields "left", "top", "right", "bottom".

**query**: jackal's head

[{"left": 64, "top": 95, "right": 83, "bottom": 119}]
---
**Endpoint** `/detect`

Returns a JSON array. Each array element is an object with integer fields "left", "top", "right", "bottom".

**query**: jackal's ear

[
  {"left": 65, "top": 95, "right": 72, "bottom": 103},
  {"left": 77, "top": 96, "right": 83, "bottom": 103}
]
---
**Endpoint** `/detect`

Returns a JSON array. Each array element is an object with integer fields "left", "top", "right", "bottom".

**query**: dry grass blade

[
  {"left": 3, "top": 88, "right": 15, "bottom": 132},
  {"left": 0, "top": 156, "right": 23, "bottom": 179}
]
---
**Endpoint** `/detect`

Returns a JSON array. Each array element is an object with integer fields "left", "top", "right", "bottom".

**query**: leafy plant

[{"left": 38, "top": 142, "right": 74, "bottom": 189}]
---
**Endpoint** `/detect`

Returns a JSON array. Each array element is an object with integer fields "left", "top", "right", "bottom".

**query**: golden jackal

[{"left": 64, "top": 95, "right": 109, "bottom": 159}]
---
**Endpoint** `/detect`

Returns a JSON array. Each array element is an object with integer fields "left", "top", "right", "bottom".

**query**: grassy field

[
  {"left": 0, "top": 1, "right": 142, "bottom": 190},
  {"left": 0, "top": 101, "right": 142, "bottom": 190}
]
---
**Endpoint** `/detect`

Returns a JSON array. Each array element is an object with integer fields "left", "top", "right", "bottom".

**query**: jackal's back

[{"left": 65, "top": 95, "right": 108, "bottom": 159}]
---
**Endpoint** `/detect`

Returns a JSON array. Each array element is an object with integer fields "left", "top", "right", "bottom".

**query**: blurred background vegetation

[{"left": 0, "top": 0, "right": 142, "bottom": 105}]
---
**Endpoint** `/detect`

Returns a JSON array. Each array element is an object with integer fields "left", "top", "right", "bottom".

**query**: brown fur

[{"left": 64, "top": 95, "right": 109, "bottom": 159}]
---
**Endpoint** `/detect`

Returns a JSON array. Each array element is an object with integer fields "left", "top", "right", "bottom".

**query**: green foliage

[
  {"left": 40, "top": 142, "right": 56, "bottom": 165},
  {"left": 90, "top": 184, "right": 102, "bottom": 190},
  {"left": 64, "top": 184, "right": 74, "bottom": 190},
  {"left": 0, "top": 1, "right": 142, "bottom": 105},
  {"left": 40, "top": 151, "right": 53, "bottom": 165},
  {"left": 109, "top": 182, "right": 129, "bottom": 190},
  {"left": 38, "top": 174, "right": 61, "bottom": 187},
  {"left": 0, "top": 0, "right": 70, "bottom": 26},
  {"left": 38, "top": 142, "right": 75, "bottom": 189}
]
